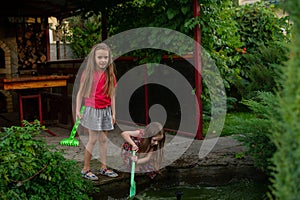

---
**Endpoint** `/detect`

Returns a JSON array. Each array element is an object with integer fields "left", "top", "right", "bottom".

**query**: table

[
  {"left": 0, "top": 75, "right": 70, "bottom": 136},
  {"left": 0, "top": 75, "right": 69, "bottom": 90}
]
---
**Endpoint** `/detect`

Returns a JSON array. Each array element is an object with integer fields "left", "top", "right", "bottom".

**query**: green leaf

[
  {"left": 166, "top": 9, "right": 177, "bottom": 20},
  {"left": 181, "top": 6, "right": 189, "bottom": 15}
]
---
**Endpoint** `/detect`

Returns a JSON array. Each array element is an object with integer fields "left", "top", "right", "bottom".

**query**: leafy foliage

[
  {"left": 268, "top": 0, "right": 300, "bottom": 198},
  {"left": 231, "top": 1, "right": 291, "bottom": 108},
  {"left": 65, "top": 0, "right": 243, "bottom": 79},
  {"left": 187, "top": 0, "right": 243, "bottom": 87},
  {"left": 64, "top": 12, "right": 102, "bottom": 58},
  {"left": 235, "top": 42, "right": 289, "bottom": 99},
  {"left": 0, "top": 120, "right": 96, "bottom": 200},
  {"left": 234, "top": 92, "right": 277, "bottom": 175},
  {"left": 63, "top": 1, "right": 290, "bottom": 92},
  {"left": 233, "top": 1, "right": 290, "bottom": 50}
]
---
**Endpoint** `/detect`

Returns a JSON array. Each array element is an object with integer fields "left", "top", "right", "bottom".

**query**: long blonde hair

[{"left": 81, "top": 43, "right": 116, "bottom": 98}]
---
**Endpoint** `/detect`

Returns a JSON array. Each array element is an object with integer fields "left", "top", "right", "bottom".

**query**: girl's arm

[
  {"left": 111, "top": 93, "right": 116, "bottom": 124},
  {"left": 76, "top": 82, "right": 84, "bottom": 120},
  {"left": 136, "top": 151, "right": 154, "bottom": 165},
  {"left": 111, "top": 74, "right": 117, "bottom": 124},
  {"left": 121, "top": 130, "right": 141, "bottom": 151}
]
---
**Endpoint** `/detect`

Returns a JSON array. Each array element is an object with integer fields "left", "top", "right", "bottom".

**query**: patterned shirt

[{"left": 121, "top": 129, "right": 158, "bottom": 179}]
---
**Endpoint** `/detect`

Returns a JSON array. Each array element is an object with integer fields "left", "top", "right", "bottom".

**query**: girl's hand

[
  {"left": 76, "top": 110, "right": 82, "bottom": 120},
  {"left": 132, "top": 145, "right": 139, "bottom": 152},
  {"left": 112, "top": 114, "right": 116, "bottom": 124},
  {"left": 131, "top": 155, "right": 138, "bottom": 162}
]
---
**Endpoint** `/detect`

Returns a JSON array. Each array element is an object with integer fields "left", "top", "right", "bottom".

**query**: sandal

[
  {"left": 99, "top": 168, "right": 118, "bottom": 178},
  {"left": 81, "top": 169, "right": 99, "bottom": 181}
]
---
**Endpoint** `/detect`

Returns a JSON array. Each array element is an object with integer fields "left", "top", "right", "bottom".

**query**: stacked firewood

[{"left": 17, "top": 24, "right": 47, "bottom": 70}]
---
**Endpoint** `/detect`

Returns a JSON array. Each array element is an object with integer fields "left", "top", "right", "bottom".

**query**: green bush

[
  {"left": 268, "top": 0, "right": 300, "bottom": 198},
  {"left": 64, "top": 12, "right": 102, "bottom": 58},
  {"left": 235, "top": 42, "right": 289, "bottom": 99},
  {"left": 233, "top": 1, "right": 290, "bottom": 50},
  {"left": 0, "top": 120, "right": 97, "bottom": 200},
  {"left": 234, "top": 92, "right": 277, "bottom": 175},
  {"left": 231, "top": 1, "right": 291, "bottom": 106}
]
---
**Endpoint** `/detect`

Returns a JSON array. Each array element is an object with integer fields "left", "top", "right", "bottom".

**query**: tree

[{"left": 268, "top": 0, "right": 300, "bottom": 199}]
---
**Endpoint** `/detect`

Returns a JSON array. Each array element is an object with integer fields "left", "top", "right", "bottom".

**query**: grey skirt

[{"left": 80, "top": 106, "right": 114, "bottom": 131}]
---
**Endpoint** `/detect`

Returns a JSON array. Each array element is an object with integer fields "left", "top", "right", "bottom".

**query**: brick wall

[
  {"left": 0, "top": 40, "right": 13, "bottom": 112},
  {"left": 0, "top": 40, "right": 12, "bottom": 75}
]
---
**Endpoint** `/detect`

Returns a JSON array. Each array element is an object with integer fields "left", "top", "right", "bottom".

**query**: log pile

[{"left": 17, "top": 24, "right": 47, "bottom": 71}]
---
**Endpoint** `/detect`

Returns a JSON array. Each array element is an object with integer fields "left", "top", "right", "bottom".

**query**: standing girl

[
  {"left": 121, "top": 122, "right": 165, "bottom": 179},
  {"left": 76, "top": 43, "right": 118, "bottom": 180}
]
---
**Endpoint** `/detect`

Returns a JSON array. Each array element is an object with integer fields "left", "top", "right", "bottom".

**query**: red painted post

[
  {"left": 37, "top": 93, "right": 43, "bottom": 124},
  {"left": 19, "top": 94, "right": 24, "bottom": 125},
  {"left": 194, "top": 0, "right": 203, "bottom": 140},
  {"left": 144, "top": 65, "right": 149, "bottom": 125},
  {"left": 18, "top": 93, "right": 42, "bottom": 125}
]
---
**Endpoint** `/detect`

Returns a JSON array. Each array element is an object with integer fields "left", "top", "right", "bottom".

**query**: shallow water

[
  {"left": 94, "top": 180, "right": 269, "bottom": 199},
  {"left": 134, "top": 179, "right": 268, "bottom": 200}
]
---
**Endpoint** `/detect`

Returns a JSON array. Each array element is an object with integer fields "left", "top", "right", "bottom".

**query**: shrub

[
  {"left": 234, "top": 92, "right": 277, "bottom": 175},
  {"left": 234, "top": 42, "right": 289, "bottom": 99},
  {"left": 231, "top": 1, "right": 291, "bottom": 107},
  {"left": 268, "top": 0, "right": 300, "bottom": 198},
  {"left": 0, "top": 120, "right": 97, "bottom": 200},
  {"left": 233, "top": 1, "right": 290, "bottom": 50}
]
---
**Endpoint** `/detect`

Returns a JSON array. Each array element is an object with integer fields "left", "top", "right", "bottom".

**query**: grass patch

[
  {"left": 221, "top": 112, "right": 257, "bottom": 136},
  {"left": 202, "top": 112, "right": 257, "bottom": 137},
  {"left": 165, "top": 112, "right": 257, "bottom": 138}
]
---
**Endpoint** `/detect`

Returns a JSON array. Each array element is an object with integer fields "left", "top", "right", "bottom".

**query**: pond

[
  {"left": 134, "top": 179, "right": 268, "bottom": 200},
  {"left": 92, "top": 169, "right": 269, "bottom": 200}
]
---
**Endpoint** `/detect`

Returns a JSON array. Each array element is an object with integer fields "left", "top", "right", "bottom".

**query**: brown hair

[
  {"left": 81, "top": 43, "right": 116, "bottom": 98},
  {"left": 140, "top": 122, "right": 165, "bottom": 170}
]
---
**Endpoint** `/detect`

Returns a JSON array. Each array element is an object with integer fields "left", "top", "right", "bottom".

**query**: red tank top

[{"left": 82, "top": 71, "right": 116, "bottom": 108}]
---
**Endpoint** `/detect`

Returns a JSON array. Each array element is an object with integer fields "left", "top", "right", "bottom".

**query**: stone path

[
  {"left": 40, "top": 123, "right": 259, "bottom": 188},
  {"left": 42, "top": 124, "right": 247, "bottom": 164}
]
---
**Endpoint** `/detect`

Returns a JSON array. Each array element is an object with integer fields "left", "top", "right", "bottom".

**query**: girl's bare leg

[
  {"left": 83, "top": 129, "right": 98, "bottom": 172},
  {"left": 98, "top": 131, "right": 118, "bottom": 177},
  {"left": 98, "top": 131, "right": 108, "bottom": 169}
]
